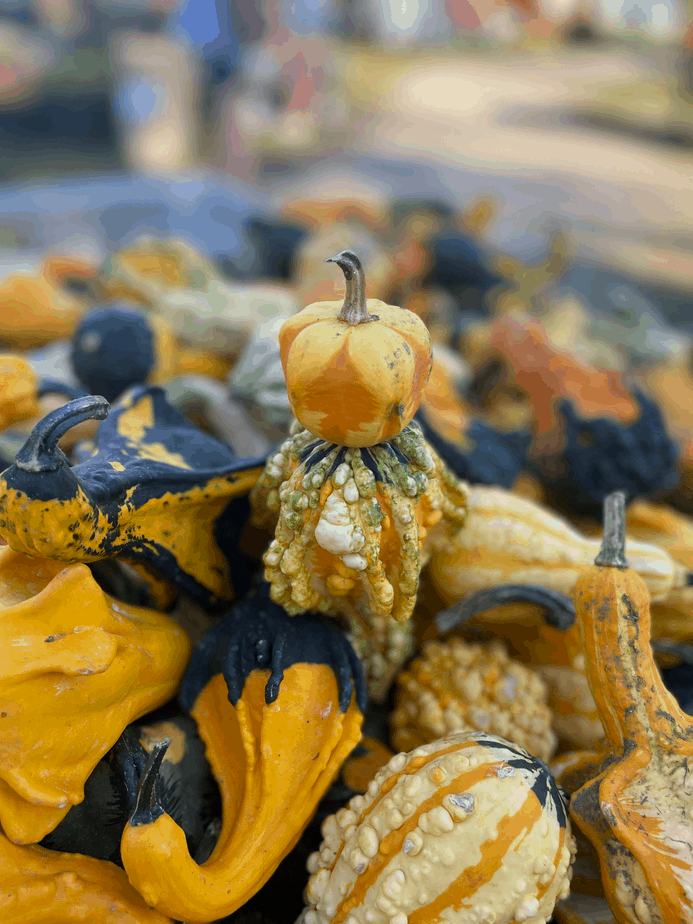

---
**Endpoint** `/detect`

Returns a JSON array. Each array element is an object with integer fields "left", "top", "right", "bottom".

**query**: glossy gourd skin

[
  {"left": 42, "top": 719, "right": 219, "bottom": 868},
  {"left": 570, "top": 493, "right": 693, "bottom": 924},
  {"left": 0, "top": 388, "right": 265, "bottom": 609},
  {"left": 120, "top": 589, "right": 365, "bottom": 923},
  {"left": 279, "top": 251, "right": 432, "bottom": 448},
  {"left": 0, "top": 830, "right": 172, "bottom": 924},
  {"left": 300, "top": 731, "right": 574, "bottom": 924},
  {"left": 0, "top": 546, "right": 190, "bottom": 845}
]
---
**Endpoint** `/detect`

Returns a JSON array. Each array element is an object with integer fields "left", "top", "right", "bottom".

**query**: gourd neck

[
  {"left": 327, "top": 250, "right": 374, "bottom": 325},
  {"left": 580, "top": 492, "right": 688, "bottom": 753}
]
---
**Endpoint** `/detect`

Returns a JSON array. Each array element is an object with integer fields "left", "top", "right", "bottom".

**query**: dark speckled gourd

[
  {"left": 120, "top": 586, "right": 365, "bottom": 923},
  {"left": 0, "top": 387, "right": 266, "bottom": 609}
]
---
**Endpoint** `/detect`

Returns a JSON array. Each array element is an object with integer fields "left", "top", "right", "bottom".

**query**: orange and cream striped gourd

[
  {"left": 300, "top": 730, "right": 575, "bottom": 924},
  {"left": 278, "top": 251, "right": 432, "bottom": 448}
]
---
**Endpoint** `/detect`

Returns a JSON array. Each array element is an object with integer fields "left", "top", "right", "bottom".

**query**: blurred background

[{"left": 1, "top": 0, "right": 693, "bottom": 313}]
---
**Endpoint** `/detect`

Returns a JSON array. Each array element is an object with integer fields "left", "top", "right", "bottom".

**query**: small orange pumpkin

[{"left": 278, "top": 251, "right": 433, "bottom": 448}]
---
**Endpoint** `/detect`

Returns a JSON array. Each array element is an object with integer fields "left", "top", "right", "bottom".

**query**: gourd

[
  {"left": 70, "top": 305, "right": 229, "bottom": 401},
  {"left": 278, "top": 250, "right": 433, "bottom": 448},
  {"left": 416, "top": 349, "right": 531, "bottom": 488},
  {"left": 0, "top": 389, "right": 265, "bottom": 610},
  {"left": 42, "top": 718, "right": 218, "bottom": 868},
  {"left": 99, "top": 237, "right": 300, "bottom": 361},
  {"left": 570, "top": 492, "right": 693, "bottom": 924},
  {"left": 300, "top": 730, "right": 575, "bottom": 924},
  {"left": 0, "top": 545, "right": 190, "bottom": 845},
  {"left": 0, "top": 354, "right": 39, "bottom": 430},
  {"left": 0, "top": 254, "right": 94, "bottom": 349},
  {"left": 250, "top": 417, "right": 467, "bottom": 697},
  {"left": 120, "top": 589, "right": 365, "bottom": 923},
  {"left": 0, "top": 829, "right": 172, "bottom": 923},
  {"left": 428, "top": 483, "right": 685, "bottom": 606},
  {"left": 390, "top": 638, "right": 557, "bottom": 762},
  {"left": 465, "top": 306, "right": 679, "bottom": 509}
]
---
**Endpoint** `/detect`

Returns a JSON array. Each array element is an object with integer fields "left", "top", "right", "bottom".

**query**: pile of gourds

[{"left": 1, "top": 222, "right": 693, "bottom": 924}]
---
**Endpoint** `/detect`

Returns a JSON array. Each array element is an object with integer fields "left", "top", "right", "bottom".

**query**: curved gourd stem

[
  {"left": 36, "top": 378, "right": 88, "bottom": 401},
  {"left": 130, "top": 740, "right": 170, "bottom": 828},
  {"left": 327, "top": 250, "right": 374, "bottom": 325},
  {"left": 434, "top": 583, "right": 576, "bottom": 633},
  {"left": 14, "top": 395, "right": 109, "bottom": 472}
]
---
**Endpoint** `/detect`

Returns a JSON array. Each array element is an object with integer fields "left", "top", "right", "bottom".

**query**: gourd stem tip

[
  {"left": 327, "top": 250, "right": 372, "bottom": 325},
  {"left": 130, "top": 738, "right": 170, "bottom": 827},
  {"left": 595, "top": 491, "right": 628, "bottom": 569}
]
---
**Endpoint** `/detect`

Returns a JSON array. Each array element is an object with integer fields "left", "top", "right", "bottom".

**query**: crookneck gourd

[
  {"left": 0, "top": 388, "right": 265, "bottom": 609},
  {"left": 121, "top": 587, "right": 365, "bottom": 923},
  {"left": 300, "top": 730, "right": 575, "bottom": 924},
  {"left": 42, "top": 718, "right": 219, "bottom": 869},
  {"left": 570, "top": 492, "right": 693, "bottom": 924},
  {"left": 0, "top": 545, "right": 190, "bottom": 845}
]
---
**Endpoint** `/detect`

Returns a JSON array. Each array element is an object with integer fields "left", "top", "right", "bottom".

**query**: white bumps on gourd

[
  {"left": 297, "top": 731, "right": 575, "bottom": 924},
  {"left": 390, "top": 638, "right": 557, "bottom": 763}
]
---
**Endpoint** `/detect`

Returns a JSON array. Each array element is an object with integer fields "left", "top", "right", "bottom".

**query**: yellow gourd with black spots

[{"left": 279, "top": 251, "right": 432, "bottom": 448}]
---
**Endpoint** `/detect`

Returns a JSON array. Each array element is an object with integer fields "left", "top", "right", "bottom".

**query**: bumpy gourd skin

[
  {"left": 120, "top": 594, "right": 365, "bottom": 923},
  {"left": 570, "top": 493, "right": 693, "bottom": 924},
  {"left": 300, "top": 731, "right": 574, "bottom": 924},
  {"left": 0, "top": 546, "right": 191, "bottom": 846},
  {"left": 250, "top": 419, "right": 467, "bottom": 698}
]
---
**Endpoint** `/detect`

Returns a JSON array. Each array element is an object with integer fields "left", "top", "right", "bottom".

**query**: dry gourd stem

[
  {"left": 594, "top": 490, "right": 628, "bottom": 569},
  {"left": 326, "top": 250, "right": 377, "bottom": 325}
]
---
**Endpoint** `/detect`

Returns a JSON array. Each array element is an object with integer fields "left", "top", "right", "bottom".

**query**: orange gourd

[
  {"left": 0, "top": 546, "right": 190, "bottom": 845},
  {"left": 279, "top": 250, "right": 432, "bottom": 447},
  {"left": 0, "top": 354, "right": 39, "bottom": 431},
  {"left": 121, "top": 666, "right": 362, "bottom": 922},
  {"left": 0, "top": 829, "right": 171, "bottom": 923},
  {"left": 570, "top": 492, "right": 693, "bottom": 924}
]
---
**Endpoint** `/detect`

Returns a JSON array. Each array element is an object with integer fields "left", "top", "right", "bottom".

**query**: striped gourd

[{"left": 299, "top": 731, "right": 575, "bottom": 924}]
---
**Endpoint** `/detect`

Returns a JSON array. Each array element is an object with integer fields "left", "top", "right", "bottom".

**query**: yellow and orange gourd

[
  {"left": 251, "top": 252, "right": 468, "bottom": 697},
  {"left": 278, "top": 250, "right": 433, "bottom": 448},
  {"left": 390, "top": 637, "right": 557, "bottom": 762},
  {"left": 570, "top": 492, "right": 693, "bottom": 924},
  {"left": 0, "top": 546, "right": 190, "bottom": 846}
]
